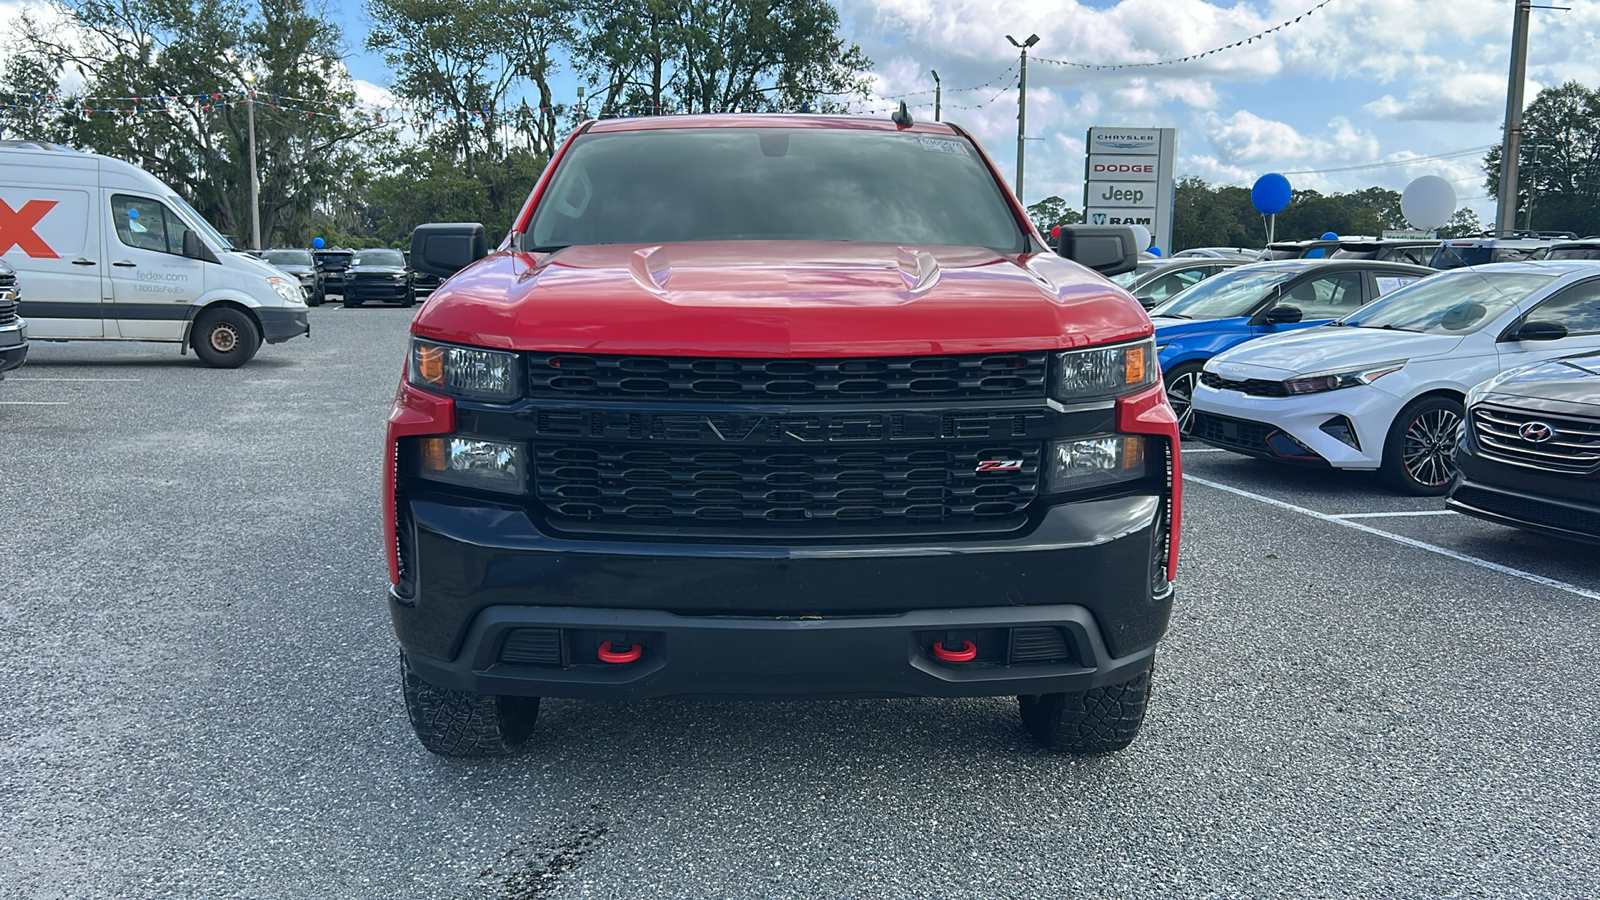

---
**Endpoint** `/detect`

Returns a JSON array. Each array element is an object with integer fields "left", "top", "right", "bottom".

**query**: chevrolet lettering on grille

[{"left": 532, "top": 409, "right": 1048, "bottom": 443}]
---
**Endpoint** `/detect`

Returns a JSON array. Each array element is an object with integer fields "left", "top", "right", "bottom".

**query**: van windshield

[
  {"left": 166, "top": 193, "right": 233, "bottom": 251},
  {"left": 526, "top": 128, "right": 1026, "bottom": 252}
]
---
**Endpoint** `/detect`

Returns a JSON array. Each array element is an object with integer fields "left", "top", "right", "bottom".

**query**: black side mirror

[
  {"left": 182, "top": 229, "right": 201, "bottom": 259},
  {"left": 1262, "top": 305, "right": 1304, "bottom": 325},
  {"left": 1137, "top": 296, "right": 1158, "bottom": 310},
  {"left": 411, "top": 223, "right": 489, "bottom": 278},
  {"left": 1511, "top": 320, "right": 1569, "bottom": 341},
  {"left": 1056, "top": 225, "right": 1139, "bottom": 277}
]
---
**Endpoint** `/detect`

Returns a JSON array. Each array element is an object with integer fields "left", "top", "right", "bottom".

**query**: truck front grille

[
  {"left": 526, "top": 352, "right": 1050, "bottom": 403},
  {"left": 1472, "top": 404, "right": 1600, "bottom": 474},
  {"left": 0, "top": 274, "right": 16, "bottom": 326},
  {"left": 534, "top": 440, "right": 1042, "bottom": 534}
]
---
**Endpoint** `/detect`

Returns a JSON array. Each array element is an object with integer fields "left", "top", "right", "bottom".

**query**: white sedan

[{"left": 1189, "top": 261, "right": 1600, "bottom": 494}]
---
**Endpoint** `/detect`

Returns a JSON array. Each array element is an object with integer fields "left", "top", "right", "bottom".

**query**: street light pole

[
  {"left": 931, "top": 70, "right": 941, "bottom": 122},
  {"left": 1006, "top": 34, "right": 1039, "bottom": 204},
  {"left": 1495, "top": 0, "right": 1533, "bottom": 235},
  {"left": 244, "top": 70, "right": 261, "bottom": 251}
]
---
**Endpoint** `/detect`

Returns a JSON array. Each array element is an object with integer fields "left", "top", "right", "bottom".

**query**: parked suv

[
  {"left": 342, "top": 248, "right": 414, "bottom": 308},
  {"left": 388, "top": 114, "right": 1183, "bottom": 758},
  {"left": 1430, "top": 231, "right": 1575, "bottom": 269},
  {"left": 261, "top": 248, "right": 325, "bottom": 305},
  {"left": 1331, "top": 239, "right": 1440, "bottom": 266},
  {"left": 0, "top": 259, "right": 26, "bottom": 377},
  {"left": 313, "top": 248, "right": 355, "bottom": 294}
]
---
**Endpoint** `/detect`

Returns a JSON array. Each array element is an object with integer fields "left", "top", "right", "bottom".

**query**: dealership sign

[{"left": 1083, "top": 127, "right": 1177, "bottom": 253}]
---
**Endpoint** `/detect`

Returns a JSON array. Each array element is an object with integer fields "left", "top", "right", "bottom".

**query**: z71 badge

[{"left": 976, "top": 460, "right": 1024, "bottom": 473}]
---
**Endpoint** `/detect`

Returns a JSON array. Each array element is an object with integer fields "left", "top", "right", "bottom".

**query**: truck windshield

[
  {"left": 526, "top": 128, "right": 1025, "bottom": 252},
  {"left": 353, "top": 249, "right": 405, "bottom": 267},
  {"left": 1148, "top": 268, "right": 1295, "bottom": 319},
  {"left": 1341, "top": 270, "right": 1554, "bottom": 334}
]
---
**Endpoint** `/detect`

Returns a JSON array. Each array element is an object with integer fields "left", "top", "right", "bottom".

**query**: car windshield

[
  {"left": 353, "top": 249, "right": 405, "bottom": 267},
  {"left": 526, "top": 128, "right": 1026, "bottom": 252},
  {"left": 1331, "top": 246, "right": 1379, "bottom": 259},
  {"left": 1147, "top": 268, "right": 1294, "bottom": 319},
  {"left": 1340, "top": 270, "right": 1555, "bottom": 334},
  {"left": 263, "top": 250, "right": 313, "bottom": 265}
]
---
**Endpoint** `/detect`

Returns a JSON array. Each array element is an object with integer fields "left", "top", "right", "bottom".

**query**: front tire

[
  {"left": 401, "top": 653, "right": 540, "bottom": 757},
  {"left": 400, "top": 288, "right": 416, "bottom": 308},
  {"left": 1019, "top": 661, "right": 1154, "bottom": 754},
  {"left": 1380, "top": 395, "right": 1464, "bottom": 495},
  {"left": 1162, "top": 362, "right": 1204, "bottom": 437},
  {"left": 343, "top": 295, "right": 362, "bottom": 308},
  {"left": 190, "top": 307, "right": 261, "bottom": 368}
]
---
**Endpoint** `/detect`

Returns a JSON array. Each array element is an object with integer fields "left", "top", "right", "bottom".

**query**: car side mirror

[
  {"left": 1262, "top": 305, "right": 1304, "bottom": 325},
  {"left": 182, "top": 229, "right": 201, "bottom": 259},
  {"left": 1511, "top": 320, "right": 1569, "bottom": 342},
  {"left": 411, "top": 223, "right": 489, "bottom": 278},
  {"left": 1136, "top": 295, "right": 1158, "bottom": 310},
  {"left": 1055, "top": 225, "right": 1139, "bottom": 277}
]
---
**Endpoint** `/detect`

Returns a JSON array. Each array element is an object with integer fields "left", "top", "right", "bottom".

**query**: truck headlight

[
  {"left": 1046, "top": 435, "right": 1150, "bottom": 492},
  {"left": 1051, "top": 338, "right": 1158, "bottom": 402},
  {"left": 267, "top": 276, "right": 304, "bottom": 305},
  {"left": 415, "top": 436, "right": 527, "bottom": 493},
  {"left": 409, "top": 337, "right": 522, "bottom": 402}
]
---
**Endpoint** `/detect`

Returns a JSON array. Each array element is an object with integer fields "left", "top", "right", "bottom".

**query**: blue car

[{"left": 1150, "top": 259, "right": 1434, "bottom": 432}]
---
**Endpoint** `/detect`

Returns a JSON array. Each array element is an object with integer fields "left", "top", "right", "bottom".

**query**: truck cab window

[{"left": 111, "top": 194, "right": 185, "bottom": 255}]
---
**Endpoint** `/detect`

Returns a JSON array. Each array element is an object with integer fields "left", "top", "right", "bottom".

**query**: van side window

[{"left": 111, "top": 194, "right": 186, "bottom": 255}]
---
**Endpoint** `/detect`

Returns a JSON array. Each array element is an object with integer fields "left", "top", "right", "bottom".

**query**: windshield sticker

[{"left": 918, "top": 137, "right": 969, "bottom": 156}]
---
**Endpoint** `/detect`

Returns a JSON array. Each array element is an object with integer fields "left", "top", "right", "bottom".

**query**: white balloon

[
  {"left": 1401, "top": 176, "right": 1457, "bottom": 232},
  {"left": 1129, "top": 224, "right": 1152, "bottom": 250}
]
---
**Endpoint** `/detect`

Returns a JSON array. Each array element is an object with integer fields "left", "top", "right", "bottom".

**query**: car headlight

[
  {"left": 1051, "top": 338, "right": 1158, "bottom": 402},
  {"left": 1282, "top": 361, "right": 1406, "bottom": 395},
  {"left": 409, "top": 337, "right": 522, "bottom": 402},
  {"left": 267, "top": 276, "right": 304, "bottom": 305},
  {"left": 1047, "top": 435, "right": 1151, "bottom": 492},
  {"left": 415, "top": 435, "right": 527, "bottom": 493}
]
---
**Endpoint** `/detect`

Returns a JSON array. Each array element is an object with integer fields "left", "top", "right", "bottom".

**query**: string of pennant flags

[{"left": 1035, "top": 0, "right": 1338, "bottom": 70}]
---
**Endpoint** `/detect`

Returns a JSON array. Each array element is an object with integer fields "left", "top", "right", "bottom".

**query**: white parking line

[
  {"left": 1333, "top": 510, "right": 1458, "bottom": 519},
  {"left": 1187, "top": 474, "right": 1600, "bottom": 602},
  {"left": 7, "top": 377, "right": 140, "bottom": 382},
  {"left": 1182, "top": 448, "right": 1228, "bottom": 453},
  {"left": 0, "top": 401, "right": 70, "bottom": 405}
]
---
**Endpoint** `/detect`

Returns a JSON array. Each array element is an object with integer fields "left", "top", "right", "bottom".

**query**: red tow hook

[
  {"left": 597, "top": 641, "right": 643, "bottom": 664},
  {"left": 932, "top": 640, "right": 977, "bottom": 663}
]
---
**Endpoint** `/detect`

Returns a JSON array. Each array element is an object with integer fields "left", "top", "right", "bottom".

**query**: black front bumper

[
  {"left": 392, "top": 493, "right": 1173, "bottom": 701},
  {"left": 345, "top": 280, "right": 410, "bottom": 301},
  {"left": 1447, "top": 447, "right": 1600, "bottom": 544},
  {"left": 256, "top": 307, "right": 309, "bottom": 343},
  {"left": 1191, "top": 411, "right": 1329, "bottom": 466},
  {"left": 0, "top": 321, "right": 26, "bottom": 376}
]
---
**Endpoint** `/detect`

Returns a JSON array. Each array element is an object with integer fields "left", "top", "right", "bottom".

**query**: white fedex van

[{"left": 0, "top": 140, "right": 308, "bottom": 367}]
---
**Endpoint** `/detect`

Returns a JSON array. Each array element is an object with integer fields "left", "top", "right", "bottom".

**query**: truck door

[
  {"left": 0, "top": 185, "right": 103, "bottom": 337},
  {"left": 103, "top": 192, "right": 204, "bottom": 340}
]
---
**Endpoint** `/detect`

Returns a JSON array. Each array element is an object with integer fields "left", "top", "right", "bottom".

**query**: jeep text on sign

[{"left": 1087, "top": 182, "right": 1150, "bottom": 208}]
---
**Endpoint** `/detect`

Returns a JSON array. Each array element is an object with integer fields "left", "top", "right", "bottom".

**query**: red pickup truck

[{"left": 385, "top": 113, "right": 1182, "bottom": 757}]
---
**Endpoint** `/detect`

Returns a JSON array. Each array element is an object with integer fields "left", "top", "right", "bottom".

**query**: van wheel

[
  {"left": 1018, "top": 661, "right": 1153, "bottom": 754},
  {"left": 191, "top": 307, "right": 261, "bottom": 368},
  {"left": 401, "top": 653, "right": 539, "bottom": 757}
]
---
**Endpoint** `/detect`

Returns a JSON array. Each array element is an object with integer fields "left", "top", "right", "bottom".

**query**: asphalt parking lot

[{"left": 3, "top": 305, "right": 1598, "bottom": 899}]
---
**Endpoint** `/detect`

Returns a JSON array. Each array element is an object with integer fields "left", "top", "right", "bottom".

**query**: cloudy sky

[{"left": 10, "top": 0, "right": 1599, "bottom": 227}]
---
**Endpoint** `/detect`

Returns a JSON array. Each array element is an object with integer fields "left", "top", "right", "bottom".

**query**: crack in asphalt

[{"left": 481, "top": 821, "right": 612, "bottom": 899}]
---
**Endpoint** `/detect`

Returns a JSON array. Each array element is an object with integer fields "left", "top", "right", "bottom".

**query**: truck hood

[
  {"left": 1206, "top": 325, "right": 1464, "bottom": 380},
  {"left": 411, "top": 241, "right": 1151, "bottom": 355}
]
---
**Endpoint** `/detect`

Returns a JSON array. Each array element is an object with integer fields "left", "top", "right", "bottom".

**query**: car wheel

[
  {"left": 306, "top": 290, "right": 322, "bottom": 308},
  {"left": 1018, "top": 660, "right": 1153, "bottom": 754},
  {"left": 1381, "top": 394, "right": 1464, "bottom": 495},
  {"left": 1162, "top": 362, "right": 1204, "bottom": 437},
  {"left": 401, "top": 653, "right": 539, "bottom": 757},
  {"left": 190, "top": 307, "right": 261, "bottom": 369},
  {"left": 400, "top": 288, "right": 416, "bottom": 308},
  {"left": 343, "top": 295, "right": 362, "bottom": 308}
]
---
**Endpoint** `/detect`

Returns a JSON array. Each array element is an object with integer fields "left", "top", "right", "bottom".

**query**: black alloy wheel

[
  {"left": 1381, "top": 395, "right": 1464, "bottom": 495},
  {"left": 1163, "top": 363, "right": 1204, "bottom": 437}
]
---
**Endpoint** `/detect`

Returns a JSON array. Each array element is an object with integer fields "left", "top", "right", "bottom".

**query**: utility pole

[
  {"left": 931, "top": 70, "right": 941, "bottom": 122},
  {"left": 1496, "top": 0, "right": 1533, "bottom": 235},
  {"left": 1007, "top": 34, "right": 1039, "bottom": 203},
  {"left": 244, "top": 70, "right": 261, "bottom": 251}
]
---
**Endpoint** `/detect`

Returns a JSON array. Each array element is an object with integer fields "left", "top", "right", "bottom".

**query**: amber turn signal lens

[
  {"left": 419, "top": 436, "right": 447, "bottom": 471},
  {"left": 416, "top": 345, "right": 445, "bottom": 385},
  {"left": 1124, "top": 346, "right": 1146, "bottom": 385}
]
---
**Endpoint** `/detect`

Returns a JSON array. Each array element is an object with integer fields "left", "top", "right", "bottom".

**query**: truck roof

[{"left": 584, "top": 113, "right": 961, "bottom": 136}]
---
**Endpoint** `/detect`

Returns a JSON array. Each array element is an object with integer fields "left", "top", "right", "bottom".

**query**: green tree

[
  {"left": 1436, "top": 207, "right": 1483, "bottom": 239},
  {"left": 1484, "top": 80, "right": 1600, "bottom": 234},
  {"left": 1026, "top": 195, "right": 1081, "bottom": 235},
  {"left": 1172, "top": 177, "right": 1262, "bottom": 250}
]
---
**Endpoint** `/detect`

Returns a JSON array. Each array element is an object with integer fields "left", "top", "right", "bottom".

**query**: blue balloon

[
  {"left": 1251, "top": 173, "right": 1292, "bottom": 215},
  {"left": 1321, "top": 232, "right": 1339, "bottom": 240},
  {"left": 1149, "top": 247, "right": 1163, "bottom": 257},
  {"left": 127, "top": 208, "right": 139, "bottom": 219},
  {"left": 1307, "top": 249, "right": 1326, "bottom": 258},
  {"left": 312, "top": 237, "right": 325, "bottom": 249}
]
